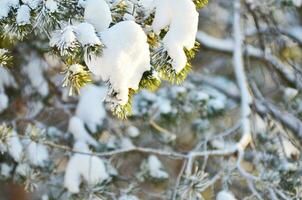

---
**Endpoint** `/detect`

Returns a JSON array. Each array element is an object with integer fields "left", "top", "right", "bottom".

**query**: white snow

[
  {"left": 280, "top": 137, "right": 300, "bottom": 159},
  {"left": 118, "top": 195, "right": 140, "bottom": 200},
  {"left": 68, "top": 116, "right": 98, "bottom": 147},
  {"left": 126, "top": 126, "right": 140, "bottom": 138},
  {"left": 0, "top": 67, "right": 17, "bottom": 113},
  {"left": 0, "top": 129, "right": 23, "bottom": 162},
  {"left": 156, "top": 97, "right": 172, "bottom": 114},
  {"left": 7, "top": 130, "right": 23, "bottom": 162},
  {"left": 147, "top": 155, "right": 169, "bottom": 179},
  {"left": 216, "top": 190, "right": 237, "bottom": 200},
  {"left": 0, "top": 1, "right": 10, "bottom": 19},
  {"left": 292, "top": 0, "right": 302, "bottom": 7},
  {"left": 49, "top": 25, "right": 78, "bottom": 55},
  {"left": 16, "top": 5, "right": 31, "bottom": 25},
  {"left": 22, "top": 0, "right": 42, "bottom": 9},
  {"left": 283, "top": 87, "right": 298, "bottom": 101},
  {"left": 7, "top": 0, "right": 20, "bottom": 8},
  {"left": 84, "top": 0, "right": 112, "bottom": 33},
  {"left": 75, "top": 84, "right": 107, "bottom": 133},
  {"left": 120, "top": 137, "right": 135, "bottom": 149},
  {"left": 64, "top": 141, "right": 109, "bottom": 193},
  {"left": 23, "top": 55, "right": 49, "bottom": 97},
  {"left": 16, "top": 163, "right": 31, "bottom": 176},
  {"left": 0, "top": 0, "right": 19, "bottom": 19},
  {"left": 85, "top": 21, "right": 151, "bottom": 105},
  {"left": 1, "top": 163, "right": 12, "bottom": 178},
  {"left": 25, "top": 141, "right": 49, "bottom": 167},
  {"left": 74, "top": 22, "right": 102, "bottom": 46},
  {"left": 0, "top": 93, "right": 8, "bottom": 113},
  {"left": 0, "top": 67, "right": 17, "bottom": 93},
  {"left": 152, "top": 0, "right": 199, "bottom": 72},
  {"left": 45, "top": 0, "right": 58, "bottom": 13},
  {"left": 138, "top": 0, "right": 155, "bottom": 11}
]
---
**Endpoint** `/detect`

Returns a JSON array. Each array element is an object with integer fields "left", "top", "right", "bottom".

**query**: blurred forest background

[{"left": 1, "top": 0, "right": 302, "bottom": 200}]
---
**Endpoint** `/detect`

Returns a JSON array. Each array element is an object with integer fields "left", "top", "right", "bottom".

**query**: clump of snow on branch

[
  {"left": 75, "top": 84, "right": 107, "bottom": 132},
  {"left": 0, "top": 0, "right": 19, "bottom": 19},
  {"left": 45, "top": 0, "right": 58, "bottom": 13},
  {"left": 85, "top": 21, "right": 151, "bottom": 105},
  {"left": 146, "top": 155, "right": 169, "bottom": 180},
  {"left": 74, "top": 22, "right": 102, "bottom": 47},
  {"left": 68, "top": 116, "right": 99, "bottom": 147},
  {"left": 49, "top": 25, "right": 78, "bottom": 56},
  {"left": 64, "top": 142, "right": 109, "bottom": 193},
  {"left": 84, "top": 0, "right": 112, "bottom": 33},
  {"left": 0, "top": 129, "right": 23, "bottom": 162},
  {"left": 22, "top": 0, "right": 42, "bottom": 9},
  {"left": 16, "top": 5, "right": 31, "bottom": 25},
  {"left": 152, "top": 0, "right": 199, "bottom": 72}
]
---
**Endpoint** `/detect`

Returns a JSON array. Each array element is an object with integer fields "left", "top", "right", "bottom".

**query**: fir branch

[
  {"left": 110, "top": 89, "right": 135, "bottom": 119},
  {"left": 112, "top": 69, "right": 161, "bottom": 119},
  {"left": 139, "top": 69, "right": 161, "bottom": 92},
  {"left": 1, "top": 23, "right": 33, "bottom": 41},
  {"left": 62, "top": 64, "right": 92, "bottom": 96},
  {"left": 152, "top": 42, "right": 200, "bottom": 84},
  {"left": 111, "top": 1, "right": 128, "bottom": 23},
  {"left": 84, "top": 43, "right": 105, "bottom": 61},
  {"left": 0, "top": 124, "right": 13, "bottom": 145},
  {"left": 0, "top": 49, "right": 12, "bottom": 67}
]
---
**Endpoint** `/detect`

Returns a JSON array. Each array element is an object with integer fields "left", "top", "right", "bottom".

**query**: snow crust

[
  {"left": 152, "top": 0, "right": 199, "bottom": 72},
  {"left": 85, "top": 21, "right": 151, "bottom": 105},
  {"left": 64, "top": 141, "right": 109, "bottom": 193}
]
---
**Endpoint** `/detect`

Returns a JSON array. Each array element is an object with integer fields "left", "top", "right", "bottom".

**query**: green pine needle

[
  {"left": 111, "top": 1, "right": 128, "bottom": 23},
  {"left": 152, "top": 42, "right": 200, "bottom": 84},
  {"left": 62, "top": 64, "right": 92, "bottom": 96},
  {"left": 112, "top": 70, "right": 162, "bottom": 119},
  {"left": 111, "top": 89, "right": 135, "bottom": 119},
  {"left": 193, "top": 0, "right": 209, "bottom": 9},
  {"left": 139, "top": 70, "right": 161, "bottom": 92},
  {"left": 0, "top": 49, "right": 12, "bottom": 67},
  {"left": 158, "top": 62, "right": 192, "bottom": 84}
]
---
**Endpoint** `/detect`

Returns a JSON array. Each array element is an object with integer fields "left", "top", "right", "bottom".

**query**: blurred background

[{"left": 0, "top": 0, "right": 302, "bottom": 199}]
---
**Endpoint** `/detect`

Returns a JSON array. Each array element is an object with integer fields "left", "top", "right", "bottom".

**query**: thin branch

[{"left": 233, "top": 0, "right": 252, "bottom": 151}]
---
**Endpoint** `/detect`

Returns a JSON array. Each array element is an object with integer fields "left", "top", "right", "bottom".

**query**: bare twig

[{"left": 233, "top": 0, "right": 252, "bottom": 151}]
